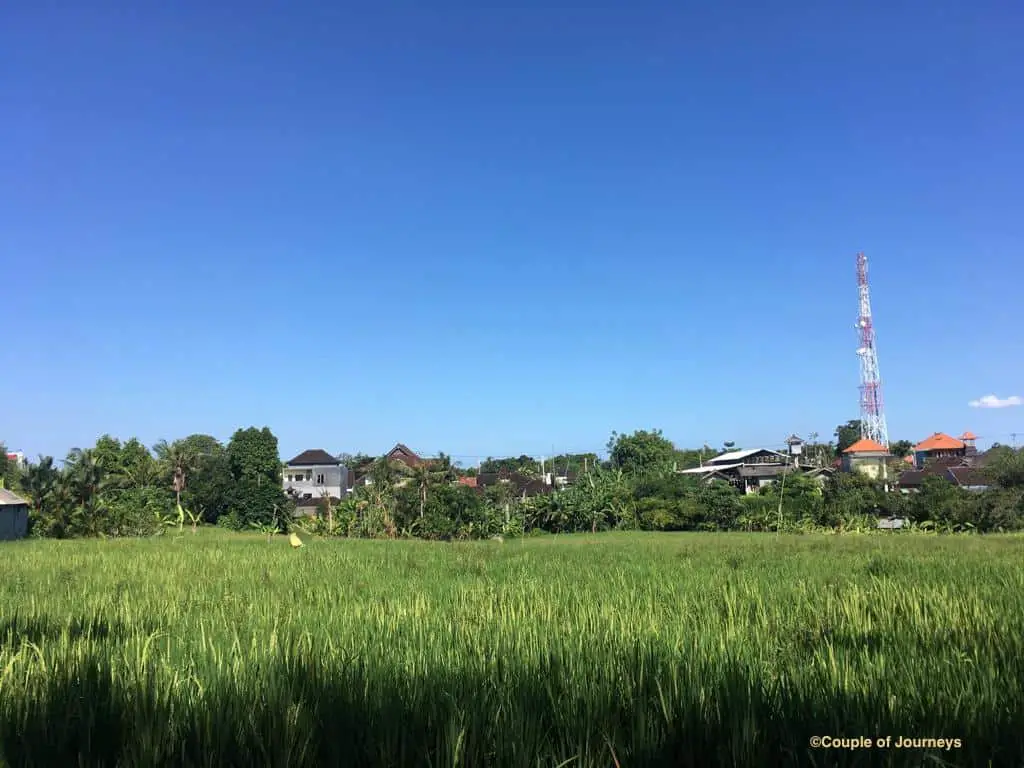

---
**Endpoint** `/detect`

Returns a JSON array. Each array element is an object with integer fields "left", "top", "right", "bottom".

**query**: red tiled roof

[
  {"left": 458, "top": 476, "right": 478, "bottom": 488},
  {"left": 959, "top": 431, "right": 977, "bottom": 440},
  {"left": 903, "top": 454, "right": 914, "bottom": 464},
  {"left": 914, "top": 433, "right": 965, "bottom": 452},
  {"left": 843, "top": 438, "right": 889, "bottom": 454}
]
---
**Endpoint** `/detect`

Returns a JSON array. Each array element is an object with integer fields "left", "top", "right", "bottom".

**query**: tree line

[{"left": 2, "top": 424, "right": 1023, "bottom": 540}]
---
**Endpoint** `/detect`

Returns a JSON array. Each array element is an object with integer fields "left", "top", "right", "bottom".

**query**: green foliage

[
  {"left": 479, "top": 454, "right": 539, "bottom": 474},
  {"left": 834, "top": 420, "right": 862, "bottom": 453},
  {"left": 0, "top": 443, "right": 22, "bottom": 491},
  {"left": 607, "top": 429, "right": 677, "bottom": 476},
  {"left": 227, "top": 427, "right": 283, "bottom": 484},
  {"left": 987, "top": 448, "right": 1024, "bottom": 489},
  {"left": 15, "top": 425, "right": 1024, "bottom": 543},
  {"left": 177, "top": 436, "right": 233, "bottom": 524},
  {"left": 889, "top": 439, "right": 914, "bottom": 459},
  {"left": 672, "top": 448, "right": 709, "bottom": 470},
  {"left": 225, "top": 428, "right": 290, "bottom": 530}
]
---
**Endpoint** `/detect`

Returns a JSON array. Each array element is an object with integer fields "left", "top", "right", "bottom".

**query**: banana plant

[{"left": 249, "top": 520, "right": 281, "bottom": 543}]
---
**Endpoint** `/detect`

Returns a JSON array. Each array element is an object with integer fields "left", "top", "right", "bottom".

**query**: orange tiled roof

[
  {"left": 914, "top": 432, "right": 965, "bottom": 452},
  {"left": 903, "top": 454, "right": 914, "bottom": 464},
  {"left": 959, "top": 431, "right": 977, "bottom": 440},
  {"left": 843, "top": 438, "right": 890, "bottom": 454},
  {"left": 458, "top": 476, "right": 478, "bottom": 488}
]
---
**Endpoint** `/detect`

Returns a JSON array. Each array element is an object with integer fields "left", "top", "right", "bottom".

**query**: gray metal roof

[
  {"left": 678, "top": 463, "right": 742, "bottom": 474},
  {"left": 0, "top": 488, "right": 28, "bottom": 506},
  {"left": 705, "top": 448, "right": 786, "bottom": 465}
]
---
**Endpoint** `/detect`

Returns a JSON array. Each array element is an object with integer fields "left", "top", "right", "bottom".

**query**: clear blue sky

[{"left": 3, "top": 0, "right": 1023, "bottom": 463}]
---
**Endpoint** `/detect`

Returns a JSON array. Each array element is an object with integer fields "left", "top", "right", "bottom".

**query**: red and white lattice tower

[{"left": 855, "top": 252, "right": 889, "bottom": 448}]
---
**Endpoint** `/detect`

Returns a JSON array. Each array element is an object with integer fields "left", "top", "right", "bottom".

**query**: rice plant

[{"left": 1, "top": 532, "right": 1022, "bottom": 766}]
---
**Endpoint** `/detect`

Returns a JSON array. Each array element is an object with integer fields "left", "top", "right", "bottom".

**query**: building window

[
  {"left": 306, "top": 471, "right": 312, "bottom": 481},
  {"left": 316, "top": 474, "right": 325, "bottom": 485}
]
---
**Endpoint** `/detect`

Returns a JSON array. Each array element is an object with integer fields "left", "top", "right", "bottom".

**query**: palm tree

[
  {"left": 411, "top": 464, "right": 433, "bottom": 518},
  {"left": 48, "top": 476, "right": 76, "bottom": 538},
  {"left": 153, "top": 440, "right": 198, "bottom": 509},
  {"left": 23, "top": 457, "right": 58, "bottom": 516},
  {"left": 66, "top": 448, "right": 105, "bottom": 507}
]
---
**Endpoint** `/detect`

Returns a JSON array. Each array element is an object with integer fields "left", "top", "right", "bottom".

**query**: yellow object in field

[{"left": 289, "top": 532, "right": 303, "bottom": 549}]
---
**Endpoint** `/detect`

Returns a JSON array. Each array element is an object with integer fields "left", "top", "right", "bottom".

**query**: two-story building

[
  {"left": 911, "top": 432, "right": 968, "bottom": 469},
  {"left": 678, "top": 448, "right": 795, "bottom": 494},
  {"left": 283, "top": 449, "right": 349, "bottom": 513}
]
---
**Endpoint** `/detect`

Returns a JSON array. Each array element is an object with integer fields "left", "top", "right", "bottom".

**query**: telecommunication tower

[{"left": 855, "top": 252, "right": 889, "bottom": 448}]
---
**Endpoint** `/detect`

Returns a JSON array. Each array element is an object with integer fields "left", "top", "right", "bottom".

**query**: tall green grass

[{"left": 1, "top": 532, "right": 1022, "bottom": 766}]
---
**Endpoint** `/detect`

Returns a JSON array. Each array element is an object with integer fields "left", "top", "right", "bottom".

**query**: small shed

[{"left": 0, "top": 488, "right": 30, "bottom": 540}]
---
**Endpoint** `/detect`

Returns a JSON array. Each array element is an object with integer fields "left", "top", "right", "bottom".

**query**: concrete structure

[
  {"left": 0, "top": 487, "right": 29, "bottom": 540},
  {"left": 283, "top": 449, "right": 348, "bottom": 505},
  {"left": 841, "top": 438, "right": 890, "bottom": 480}
]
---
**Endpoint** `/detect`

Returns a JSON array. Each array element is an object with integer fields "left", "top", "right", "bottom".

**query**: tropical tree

[
  {"left": 889, "top": 439, "right": 914, "bottom": 459},
  {"left": 23, "top": 457, "right": 57, "bottom": 514},
  {"left": 153, "top": 439, "right": 199, "bottom": 509},
  {"left": 63, "top": 448, "right": 109, "bottom": 536},
  {"left": 834, "top": 420, "right": 863, "bottom": 453},
  {"left": 607, "top": 429, "right": 677, "bottom": 476},
  {"left": 411, "top": 463, "right": 433, "bottom": 518}
]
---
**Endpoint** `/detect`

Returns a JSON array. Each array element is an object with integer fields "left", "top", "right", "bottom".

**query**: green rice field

[{"left": 1, "top": 531, "right": 1022, "bottom": 767}]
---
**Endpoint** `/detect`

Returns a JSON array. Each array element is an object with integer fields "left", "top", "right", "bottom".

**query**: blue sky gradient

[{"left": 3, "top": 0, "right": 1022, "bottom": 463}]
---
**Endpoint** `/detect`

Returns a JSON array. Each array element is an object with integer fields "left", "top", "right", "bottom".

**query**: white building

[{"left": 283, "top": 449, "right": 348, "bottom": 505}]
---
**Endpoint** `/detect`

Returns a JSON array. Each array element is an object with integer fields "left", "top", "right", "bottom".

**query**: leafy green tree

[
  {"left": 822, "top": 471, "right": 882, "bottom": 525},
  {"left": 698, "top": 480, "right": 744, "bottom": 530},
  {"left": 92, "top": 435, "right": 124, "bottom": 475},
  {"left": 23, "top": 456, "right": 58, "bottom": 533},
  {"left": 0, "top": 443, "right": 21, "bottom": 490},
  {"left": 177, "top": 435, "right": 233, "bottom": 523},
  {"left": 909, "top": 477, "right": 973, "bottom": 530},
  {"left": 228, "top": 475, "right": 292, "bottom": 530},
  {"left": 544, "top": 453, "right": 600, "bottom": 476},
  {"left": 410, "top": 463, "right": 433, "bottom": 519},
  {"left": 834, "top": 420, "right": 863, "bottom": 453},
  {"left": 62, "top": 448, "right": 109, "bottom": 536},
  {"left": 987, "top": 449, "right": 1024, "bottom": 489},
  {"left": 154, "top": 439, "right": 199, "bottom": 509},
  {"left": 889, "top": 440, "right": 914, "bottom": 459},
  {"left": 608, "top": 429, "right": 677, "bottom": 476},
  {"left": 227, "top": 427, "right": 283, "bottom": 484},
  {"left": 338, "top": 453, "right": 374, "bottom": 485},
  {"left": 433, "top": 452, "right": 458, "bottom": 484},
  {"left": 225, "top": 427, "right": 290, "bottom": 529},
  {"left": 480, "top": 455, "right": 539, "bottom": 474},
  {"left": 672, "top": 448, "right": 709, "bottom": 471}
]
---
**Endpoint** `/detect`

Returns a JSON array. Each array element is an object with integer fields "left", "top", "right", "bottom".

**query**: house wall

[
  {"left": 0, "top": 504, "right": 28, "bottom": 540},
  {"left": 845, "top": 455, "right": 887, "bottom": 480},
  {"left": 283, "top": 464, "right": 348, "bottom": 499}
]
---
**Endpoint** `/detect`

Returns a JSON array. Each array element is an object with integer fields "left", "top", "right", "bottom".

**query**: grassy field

[{"left": 1, "top": 531, "right": 1022, "bottom": 767}]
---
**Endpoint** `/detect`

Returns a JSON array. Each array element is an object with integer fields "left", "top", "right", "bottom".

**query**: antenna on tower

[{"left": 855, "top": 252, "right": 889, "bottom": 449}]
